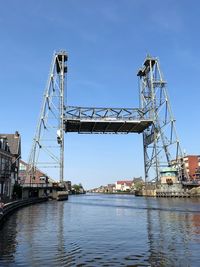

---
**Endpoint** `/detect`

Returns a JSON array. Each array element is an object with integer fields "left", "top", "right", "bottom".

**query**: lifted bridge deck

[{"left": 64, "top": 106, "right": 152, "bottom": 134}]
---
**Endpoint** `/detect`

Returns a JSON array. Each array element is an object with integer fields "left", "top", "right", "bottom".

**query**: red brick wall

[{"left": 188, "top": 156, "right": 199, "bottom": 179}]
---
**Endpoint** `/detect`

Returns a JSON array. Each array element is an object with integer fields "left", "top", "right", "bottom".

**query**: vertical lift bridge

[{"left": 27, "top": 51, "right": 186, "bottom": 185}]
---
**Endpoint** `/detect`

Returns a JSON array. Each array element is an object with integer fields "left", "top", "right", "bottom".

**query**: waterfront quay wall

[
  {"left": 0, "top": 197, "right": 48, "bottom": 228},
  {"left": 140, "top": 189, "right": 191, "bottom": 198},
  {"left": 138, "top": 183, "right": 200, "bottom": 198}
]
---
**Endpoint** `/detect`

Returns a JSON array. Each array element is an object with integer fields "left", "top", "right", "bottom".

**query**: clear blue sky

[{"left": 0, "top": 0, "right": 199, "bottom": 189}]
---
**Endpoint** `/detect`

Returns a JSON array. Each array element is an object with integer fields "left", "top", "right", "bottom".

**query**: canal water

[{"left": 0, "top": 194, "right": 200, "bottom": 267}]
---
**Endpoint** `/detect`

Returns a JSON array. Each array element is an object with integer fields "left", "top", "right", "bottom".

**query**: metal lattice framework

[
  {"left": 137, "top": 55, "right": 186, "bottom": 183},
  {"left": 27, "top": 50, "right": 186, "bottom": 185},
  {"left": 27, "top": 51, "right": 67, "bottom": 184},
  {"left": 65, "top": 106, "right": 144, "bottom": 119},
  {"left": 64, "top": 106, "right": 152, "bottom": 134}
]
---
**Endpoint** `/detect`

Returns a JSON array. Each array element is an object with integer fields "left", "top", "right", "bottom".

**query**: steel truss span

[{"left": 64, "top": 106, "right": 152, "bottom": 134}]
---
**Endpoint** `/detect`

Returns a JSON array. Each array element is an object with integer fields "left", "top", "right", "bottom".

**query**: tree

[
  {"left": 134, "top": 181, "right": 144, "bottom": 191},
  {"left": 72, "top": 183, "right": 84, "bottom": 194}
]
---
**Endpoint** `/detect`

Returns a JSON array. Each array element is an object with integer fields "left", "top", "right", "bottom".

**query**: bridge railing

[{"left": 64, "top": 106, "right": 149, "bottom": 121}]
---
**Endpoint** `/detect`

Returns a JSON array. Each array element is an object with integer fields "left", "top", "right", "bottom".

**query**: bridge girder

[{"left": 64, "top": 106, "right": 152, "bottom": 134}]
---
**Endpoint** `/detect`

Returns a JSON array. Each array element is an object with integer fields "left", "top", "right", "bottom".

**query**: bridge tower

[
  {"left": 27, "top": 51, "right": 67, "bottom": 184},
  {"left": 137, "top": 56, "right": 185, "bottom": 183}
]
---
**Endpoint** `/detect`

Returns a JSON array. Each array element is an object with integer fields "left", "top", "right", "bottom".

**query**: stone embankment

[
  {"left": 189, "top": 187, "right": 200, "bottom": 197},
  {"left": 136, "top": 186, "right": 200, "bottom": 198},
  {"left": 0, "top": 197, "right": 48, "bottom": 228}
]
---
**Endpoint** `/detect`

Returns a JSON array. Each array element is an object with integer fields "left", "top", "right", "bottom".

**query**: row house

[
  {"left": 0, "top": 132, "right": 21, "bottom": 200},
  {"left": 115, "top": 180, "right": 133, "bottom": 191}
]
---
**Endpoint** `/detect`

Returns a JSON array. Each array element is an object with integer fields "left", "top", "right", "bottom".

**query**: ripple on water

[{"left": 0, "top": 195, "right": 200, "bottom": 266}]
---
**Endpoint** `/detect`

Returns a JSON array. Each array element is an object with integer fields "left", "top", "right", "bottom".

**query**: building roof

[
  {"left": 184, "top": 155, "right": 200, "bottom": 158},
  {"left": 116, "top": 180, "right": 133, "bottom": 185},
  {"left": 0, "top": 132, "right": 21, "bottom": 156}
]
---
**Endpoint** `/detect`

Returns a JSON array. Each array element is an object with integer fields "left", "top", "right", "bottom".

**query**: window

[{"left": 19, "top": 163, "right": 26, "bottom": 171}]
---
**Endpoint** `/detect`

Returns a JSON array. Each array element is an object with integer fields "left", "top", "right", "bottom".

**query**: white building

[{"left": 115, "top": 180, "right": 133, "bottom": 191}]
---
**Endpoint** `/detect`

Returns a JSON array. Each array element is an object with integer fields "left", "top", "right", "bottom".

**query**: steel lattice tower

[
  {"left": 137, "top": 55, "right": 186, "bottom": 183},
  {"left": 27, "top": 51, "right": 67, "bottom": 184}
]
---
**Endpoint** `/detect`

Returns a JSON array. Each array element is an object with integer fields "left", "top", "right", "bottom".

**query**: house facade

[
  {"left": 0, "top": 132, "right": 21, "bottom": 200},
  {"left": 115, "top": 180, "right": 133, "bottom": 191},
  {"left": 19, "top": 160, "right": 70, "bottom": 198},
  {"left": 183, "top": 155, "right": 200, "bottom": 180},
  {"left": 19, "top": 160, "right": 51, "bottom": 185},
  {"left": 19, "top": 160, "right": 55, "bottom": 197}
]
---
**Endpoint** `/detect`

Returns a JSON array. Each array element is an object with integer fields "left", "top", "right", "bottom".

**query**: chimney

[{"left": 15, "top": 131, "right": 20, "bottom": 137}]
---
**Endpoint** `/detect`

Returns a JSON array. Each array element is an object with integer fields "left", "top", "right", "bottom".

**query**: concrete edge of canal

[{"left": 0, "top": 197, "right": 48, "bottom": 228}]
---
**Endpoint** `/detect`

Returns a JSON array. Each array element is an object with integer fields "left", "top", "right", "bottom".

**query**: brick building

[
  {"left": 183, "top": 155, "right": 200, "bottom": 180},
  {"left": 19, "top": 160, "right": 57, "bottom": 198},
  {"left": 19, "top": 160, "right": 72, "bottom": 198},
  {"left": 19, "top": 160, "right": 53, "bottom": 185}
]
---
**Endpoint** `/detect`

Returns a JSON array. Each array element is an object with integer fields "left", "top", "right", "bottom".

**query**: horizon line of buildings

[
  {"left": 90, "top": 177, "right": 144, "bottom": 193},
  {"left": 90, "top": 155, "right": 200, "bottom": 193}
]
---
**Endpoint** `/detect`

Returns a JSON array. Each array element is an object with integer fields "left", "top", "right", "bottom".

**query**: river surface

[{"left": 0, "top": 194, "right": 200, "bottom": 266}]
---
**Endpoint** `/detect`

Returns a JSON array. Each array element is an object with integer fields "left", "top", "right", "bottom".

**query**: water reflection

[
  {"left": 0, "top": 195, "right": 200, "bottom": 266},
  {"left": 145, "top": 198, "right": 200, "bottom": 266},
  {"left": 0, "top": 213, "right": 17, "bottom": 263}
]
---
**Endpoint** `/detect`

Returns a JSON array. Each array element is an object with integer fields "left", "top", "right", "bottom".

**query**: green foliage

[
  {"left": 72, "top": 183, "right": 84, "bottom": 193},
  {"left": 134, "top": 182, "right": 144, "bottom": 191}
]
